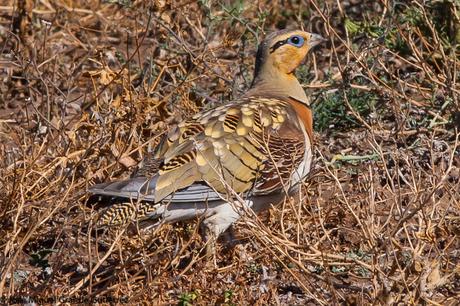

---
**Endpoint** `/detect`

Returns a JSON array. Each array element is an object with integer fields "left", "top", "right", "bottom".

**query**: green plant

[
  {"left": 223, "top": 290, "right": 235, "bottom": 305},
  {"left": 313, "top": 86, "right": 378, "bottom": 132},
  {"left": 178, "top": 290, "right": 199, "bottom": 306}
]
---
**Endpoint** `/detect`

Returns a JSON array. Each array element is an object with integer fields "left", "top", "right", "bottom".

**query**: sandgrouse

[{"left": 90, "top": 29, "right": 324, "bottom": 243}]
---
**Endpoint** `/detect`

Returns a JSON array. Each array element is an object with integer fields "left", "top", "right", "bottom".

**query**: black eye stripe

[{"left": 269, "top": 38, "right": 288, "bottom": 53}]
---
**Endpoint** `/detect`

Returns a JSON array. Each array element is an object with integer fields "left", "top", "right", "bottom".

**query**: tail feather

[
  {"left": 90, "top": 175, "right": 225, "bottom": 228},
  {"left": 89, "top": 176, "right": 157, "bottom": 201},
  {"left": 89, "top": 175, "right": 223, "bottom": 204},
  {"left": 97, "top": 201, "right": 162, "bottom": 227}
]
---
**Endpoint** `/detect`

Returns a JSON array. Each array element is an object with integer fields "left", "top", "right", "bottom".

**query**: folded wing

[{"left": 153, "top": 97, "right": 307, "bottom": 201}]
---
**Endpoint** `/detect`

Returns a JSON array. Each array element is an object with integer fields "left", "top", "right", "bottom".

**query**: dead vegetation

[{"left": 0, "top": 0, "right": 459, "bottom": 304}]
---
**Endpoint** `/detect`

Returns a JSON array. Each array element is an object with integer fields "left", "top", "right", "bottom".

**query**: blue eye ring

[{"left": 288, "top": 35, "right": 305, "bottom": 47}]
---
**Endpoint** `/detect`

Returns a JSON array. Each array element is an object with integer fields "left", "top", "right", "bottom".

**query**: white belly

[{"left": 291, "top": 124, "right": 312, "bottom": 185}]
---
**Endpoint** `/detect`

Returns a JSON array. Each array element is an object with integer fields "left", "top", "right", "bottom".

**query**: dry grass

[{"left": 1, "top": 0, "right": 459, "bottom": 304}]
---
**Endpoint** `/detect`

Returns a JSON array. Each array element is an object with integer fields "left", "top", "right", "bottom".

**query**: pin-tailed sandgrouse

[{"left": 90, "top": 29, "right": 324, "bottom": 243}]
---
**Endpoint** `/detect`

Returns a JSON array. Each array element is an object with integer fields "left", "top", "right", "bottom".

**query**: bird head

[{"left": 253, "top": 29, "right": 325, "bottom": 81}]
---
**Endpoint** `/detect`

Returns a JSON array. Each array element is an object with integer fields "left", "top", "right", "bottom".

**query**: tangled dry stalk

[{"left": 1, "top": 0, "right": 459, "bottom": 304}]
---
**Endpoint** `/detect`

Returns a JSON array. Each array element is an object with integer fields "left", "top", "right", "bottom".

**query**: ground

[{"left": 0, "top": 0, "right": 459, "bottom": 304}]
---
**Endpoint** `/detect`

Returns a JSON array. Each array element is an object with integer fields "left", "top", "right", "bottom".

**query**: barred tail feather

[{"left": 97, "top": 201, "right": 162, "bottom": 227}]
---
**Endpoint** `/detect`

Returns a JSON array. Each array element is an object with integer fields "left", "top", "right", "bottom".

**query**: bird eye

[{"left": 288, "top": 35, "right": 304, "bottom": 47}]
